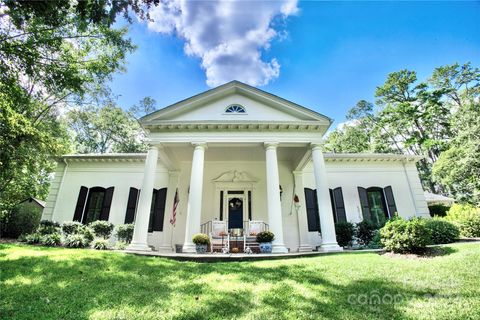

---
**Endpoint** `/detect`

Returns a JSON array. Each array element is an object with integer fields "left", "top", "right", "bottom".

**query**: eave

[
  {"left": 323, "top": 153, "right": 423, "bottom": 163},
  {"left": 142, "top": 120, "right": 329, "bottom": 133}
]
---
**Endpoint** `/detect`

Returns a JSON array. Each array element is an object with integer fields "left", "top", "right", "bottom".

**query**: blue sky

[{"left": 110, "top": 1, "right": 480, "bottom": 127}]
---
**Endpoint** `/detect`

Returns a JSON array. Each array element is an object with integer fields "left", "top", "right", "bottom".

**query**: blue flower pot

[
  {"left": 195, "top": 244, "right": 208, "bottom": 254},
  {"left": 259, "top": 242, "right": 272, "bottom": 253}
]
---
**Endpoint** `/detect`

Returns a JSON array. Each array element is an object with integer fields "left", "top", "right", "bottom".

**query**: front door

[{"left": 228, "top": 197, "right": 243, "bottom": 229}]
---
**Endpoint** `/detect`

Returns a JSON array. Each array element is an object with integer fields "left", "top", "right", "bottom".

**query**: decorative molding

[
  {"left": 213, "top": 170, "right": 258, "bottom": 183},
  {"left": 142, "top": 121, "right": 328, "bottom": 133}
]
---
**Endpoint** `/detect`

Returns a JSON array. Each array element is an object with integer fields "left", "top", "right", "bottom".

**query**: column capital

[
  {"left": 191, "top": 142, "right": 208, "bottom": 149},
  {"left": 292, "top": 170, "right": 303, "bottom": 177},
  {"left": 310, "top": 142, "right": 324, "bottom": 151},
  {"left": 147, "top": 143, "right": 164, "bottom": 151},
  {"left": 264, "top": 142, "right": 279, "bottom": 150}
]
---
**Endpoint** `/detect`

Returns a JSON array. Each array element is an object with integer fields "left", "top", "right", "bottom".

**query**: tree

[
  {"left": 372, "top": 69, "right": 452, "bottom": 192},
  {"left": 324, "top": 100, "right": 375, "bottom": 153},
  {"left": 68, "top": 103, "right": 147, "bottom": 154},
  {"left": 432, "top": 63, "right": 480, "bottom": 205},
  {"left": 0, "top": 0, "right": 158, "bottom": 210},
  {"left": 129, "top": 96, "right": 157, "bottom": 119}
]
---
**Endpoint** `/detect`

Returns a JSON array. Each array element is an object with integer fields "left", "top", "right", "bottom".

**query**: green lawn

[{"left": 1, "top": 243, "right": 479, "bottom": 320}]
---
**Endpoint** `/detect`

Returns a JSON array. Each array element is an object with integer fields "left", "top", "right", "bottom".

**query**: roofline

[
  {"left": 324, "top": 153, "right": 423, "bottom": 162},
  {"left": 140, "top": 80, "right": 333, "bottom": 124},
  {"left": 59, "top": 152, "right": 422, "bottom": 162}
]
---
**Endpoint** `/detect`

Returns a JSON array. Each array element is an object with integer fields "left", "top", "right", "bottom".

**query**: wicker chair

[
  {"left": 209, "top": 220, "right": 229, "bottom": 253},
  {"left": 243, "top": 221, "right": 265, "bottom": 253}
]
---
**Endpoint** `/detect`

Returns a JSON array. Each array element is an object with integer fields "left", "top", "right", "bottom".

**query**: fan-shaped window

[{"left": 225, "top": 104, "right": 246, "bottom": 113}]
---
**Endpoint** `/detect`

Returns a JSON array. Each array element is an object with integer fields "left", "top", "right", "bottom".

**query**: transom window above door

[{"left": 225, "top": 104, "right": 246, "bottom": 113}]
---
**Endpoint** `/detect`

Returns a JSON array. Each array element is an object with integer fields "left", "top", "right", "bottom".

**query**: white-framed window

[{"left": 225, "top": 104, "right": 246, "bottom": 114}]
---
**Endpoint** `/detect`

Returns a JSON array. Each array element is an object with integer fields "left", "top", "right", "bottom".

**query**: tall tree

[
  {"left": 324, "top": 100, "right": 375, "bottom": 153},
  {"left": 0, "top": 0, "right": 157, "bottom": 209},
  {"left": 68, "top": 103, "right": 148, "bottom": 154},
  {"left": 432, "top": 63, "right": 480, "bottom": 205},
  {"left": 372, "top": 69, "right": 452, "bottom": 192}
]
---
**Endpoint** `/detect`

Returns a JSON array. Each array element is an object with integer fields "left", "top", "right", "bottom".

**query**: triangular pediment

[{"left": 140, "top": 81, "right": 332, "bottom": 125}]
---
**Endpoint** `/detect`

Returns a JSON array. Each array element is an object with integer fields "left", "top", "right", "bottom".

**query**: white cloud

[{"left": 147, "top": 0, "right": 298, "bottom": 87}]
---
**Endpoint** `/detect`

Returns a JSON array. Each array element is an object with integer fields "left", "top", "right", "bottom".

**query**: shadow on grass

[
  {"left": 0, "top": 246, "right": 442, "bottom": 320},
  {"left": 379, "top": 246, "right": 458, "bottom": 260}
]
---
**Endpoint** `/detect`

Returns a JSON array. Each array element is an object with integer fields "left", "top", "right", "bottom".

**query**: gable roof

[{"left": 140, "top": 80, "right": 332, "bottom": 125}]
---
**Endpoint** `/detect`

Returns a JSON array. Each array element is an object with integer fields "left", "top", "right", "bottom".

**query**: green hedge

[
  {"left": 380, "top": 218, "right": 432, "bottom": 253},
  {"left": 425, "top": 217, "right": 460, "bottom": 244},
  {"left": 335, "top": 222, "right": 355, "bottom": 247},
  {"left": 446, "top": 204, "right": 480, "bottom": 237}
]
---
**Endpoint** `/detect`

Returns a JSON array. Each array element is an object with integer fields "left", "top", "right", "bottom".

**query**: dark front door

[{"left": 228, "top": 197, "right": 243, "bottom": 229}]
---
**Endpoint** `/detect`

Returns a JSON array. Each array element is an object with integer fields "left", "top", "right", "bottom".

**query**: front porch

[{"left": 127, "top": 142, "right": 343, "bottom": 254}]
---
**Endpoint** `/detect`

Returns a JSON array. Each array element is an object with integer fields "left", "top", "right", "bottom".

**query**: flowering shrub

[
  {"left": 256, "top": 231, "right": 275, "bottom": 243},
  {"left": 192, "top": 233, "right": 210, "bottom": 245}
]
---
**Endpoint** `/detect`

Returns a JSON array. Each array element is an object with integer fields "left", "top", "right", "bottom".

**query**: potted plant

[
  {"left": 192, "top": 233, "right": 210, "bottom": 254},
  {"left": 256, "top": 231, "right": 275, "bottom": 253}
]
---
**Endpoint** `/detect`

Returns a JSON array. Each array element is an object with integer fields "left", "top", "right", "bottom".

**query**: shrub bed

[
  {"left": 41, "top": 233, "right": 62, "bottom": 246},
  {"left": 116, "top": 224, "right": 134, "bottom": 243},
  {"left": 380, "top": 218, "right": 432, "bottom": 253},
  {"left": 89, "top": 220, "right": 114, "bottom": 239},
  {"left": 64, "top": 234, "right": 88, "bottom": 248},
  {"left": 335, "top": 222, "right": 355, "bottom": 247},
  {"left": 446, "top": 204, "right": 480, "bottom": 237},
  {"left": 61, "top": 221, "right": 83, "bottom": 235},
  {"left": 92, "top": 239, "right": 110, "bottom": 250},
  {"left": 425, "top": 217, "right": 460, "bottom": 244},
  {"left": 356, "top": 220, "right": 378, "bottom": 245}
]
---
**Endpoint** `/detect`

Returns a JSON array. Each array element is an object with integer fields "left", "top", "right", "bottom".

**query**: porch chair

[
  {"left": 243, "top": 220, "right": 265, "bottom": 253},
  {"left": 209, "top": 220, "right": 230, "bottom": 253}
]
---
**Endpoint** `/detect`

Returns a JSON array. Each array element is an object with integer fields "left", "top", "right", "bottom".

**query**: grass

[{"left": 1, "top": 243, "right": 479, "bottom": 320}]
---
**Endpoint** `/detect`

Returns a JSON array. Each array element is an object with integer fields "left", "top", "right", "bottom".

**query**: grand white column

[
  {"left": 158, "top": 171, "right": 179, "bottom": 252},
  {"left": 182, "top": 142, "right": 207, "bottom": 253},
  {"left": 264, "top": 142, "right": 288, "bottom": 253},
  {"left": 127, "top": 145, "right": 159, "bottom": 251},
  {"left": 311, "top": 144, "right": 342, "bottom": 252},
  {"left": 293, "top": 171, "right": 313, "bottom": 252}
]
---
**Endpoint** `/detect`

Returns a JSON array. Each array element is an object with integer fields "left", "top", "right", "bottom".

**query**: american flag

[{"left": 170, "top": 188, "right": 179, "bottom": 226}]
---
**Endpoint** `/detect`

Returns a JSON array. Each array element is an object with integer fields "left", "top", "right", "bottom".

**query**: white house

[{"left": 42, "top": 81, "right": 429, "bottom": 253}]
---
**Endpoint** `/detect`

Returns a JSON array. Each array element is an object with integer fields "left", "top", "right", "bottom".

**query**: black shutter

[
  {"left": 358, "top": 187, "right": 371, "bottom": 221},
  {"left": 333, "top": 187, "right": 347, "bottom": 222},
  {"left": 73, "top": 186, "right": 88, "bottom": 221},
  {"left": 248, "top": 190, "right": 252, "bottom": 220},
  {"left": 304, "top": 188, "right": 320, "bottom": 232},
  {"left": 383, "top": 186, "right": 397, "bottom": 218},
  {"left": 124, "top": 188, "right": 139, "bottom": 224},
  {"left": 152, "top": 188, "right": 167, "bottom": 231},
  {"left": 99, "top": 187, "right": 114, "bottom": 221},
  {"left": 219, "top": 191, "right": 224, "bottom": 221},
  {"left": 329, "top": 189, "right": 337, "bottom": 223}
]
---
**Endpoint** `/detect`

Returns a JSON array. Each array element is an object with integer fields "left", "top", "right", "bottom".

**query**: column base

[
  {"left": 272, "top": 244, "right": 289, "bottom": 254},
  {"left": 297, "top": 244, "right": 313, "bottom": 252},
  {"left": 182, "top": 243, "right": 196, "bottom": 253},
  {"left": 126, "top": 242, "right": 152, "bottom": 252},
  {"left": 317, "top": 242, "right": 343, "bottom": 253}
]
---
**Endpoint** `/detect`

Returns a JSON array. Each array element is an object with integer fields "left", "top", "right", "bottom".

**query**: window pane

[
  {"left": 84, "top": 190, "right": 105, "bottom": 224},
  {"left": 367, "top": 190, "right": 387, "bottom": 225}
]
